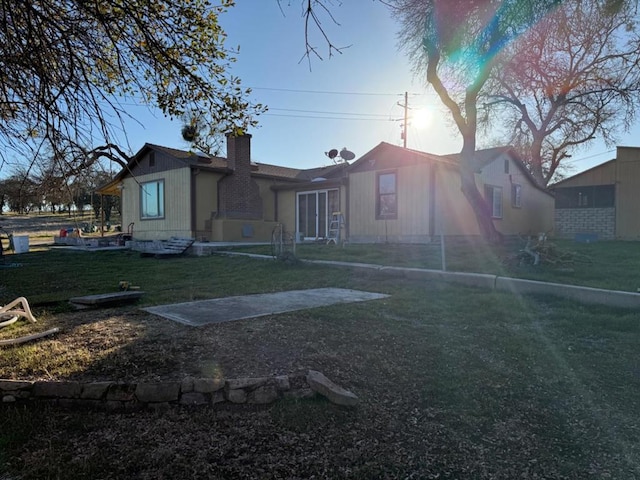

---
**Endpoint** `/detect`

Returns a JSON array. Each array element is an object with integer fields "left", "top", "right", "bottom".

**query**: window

[
  {"left": 149, "top": 151, "right": 156, "bottom": 168},
  {"left": 485, "top": 185, "right": 503, "bottom": 219},
  {"left": 140, "top": 180, "right": 164, "bottom": 219},
  {"left": 578, "top": 192, "right": 589, "bottom": 207},
  {"left": 511, "top": 184, "right": 522, "bottom": 208},
  {"left": 504, "top": 159, "right": 510, "bottom": 174},
  {"left": 376, "top": 171, "right": 397, "bottom": 219},
  {"left": 554, "top": 185, "right": 615, "bottom": 208}
]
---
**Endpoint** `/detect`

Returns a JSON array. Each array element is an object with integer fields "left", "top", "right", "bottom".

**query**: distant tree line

[{"left": 0, "top": 166, "right": 119, "bottom": 223}]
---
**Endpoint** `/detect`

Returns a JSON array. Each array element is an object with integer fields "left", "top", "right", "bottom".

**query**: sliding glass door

[{"left": 296, "top": 189, "right": 339, "bottom": 240}]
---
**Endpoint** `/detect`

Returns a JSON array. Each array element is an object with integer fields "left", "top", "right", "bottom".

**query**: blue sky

[{"left": 74, "top": 2, "right": 640, "bottom": 175}]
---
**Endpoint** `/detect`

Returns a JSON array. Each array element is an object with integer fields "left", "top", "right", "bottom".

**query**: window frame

[
  {"left": 376, "top": 170, "right": 398, "bottom": 220},
  {"left": 511, "top": 183, "right": 522, "bottom": 208},
  {"left": 295, "top": 188, "right": 339, "bottom": 239},
  {"left": 140, "top": 179, "right": 165, "bottom": 220},
  {"left": 484, "top": 184, "right": 503, "bottom": 219}
]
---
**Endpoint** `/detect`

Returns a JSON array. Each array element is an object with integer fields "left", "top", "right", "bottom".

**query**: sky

[
  {"left": 121, "top": 1, "right": 459, "bottom": 170},
  {"left": 12, "top": 1, "right": 639, "bottom": 178}
]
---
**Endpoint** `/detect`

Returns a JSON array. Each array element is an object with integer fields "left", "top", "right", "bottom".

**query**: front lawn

[
  {"left": 229, "top": 238, "right": 640, "bottom": 292},
  {"left": 0, "top": 250, "right": 638, "bottom": 478}
]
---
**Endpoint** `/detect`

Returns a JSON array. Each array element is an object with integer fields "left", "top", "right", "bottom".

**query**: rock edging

[{"left": 0, "top": 371, "right": 358, "bottom": 411}]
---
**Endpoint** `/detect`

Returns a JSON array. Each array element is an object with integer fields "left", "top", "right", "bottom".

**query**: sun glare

[{"left": 411, "top": 108, "right": 433, "bottom": 129}]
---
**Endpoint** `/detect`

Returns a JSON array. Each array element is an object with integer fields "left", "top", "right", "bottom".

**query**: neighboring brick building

[{"left": 550, "top": 146, "right": 640, "bottom": 240}]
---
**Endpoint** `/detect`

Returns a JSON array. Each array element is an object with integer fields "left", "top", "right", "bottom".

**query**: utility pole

[{"left": 398, "top": 91, "right": 409, "bottom": 148}]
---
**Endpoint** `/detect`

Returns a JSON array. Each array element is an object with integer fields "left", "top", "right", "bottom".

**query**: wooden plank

[
  {"left": 69, "top": 291, "right": 144, "bottom": 306},
  {"left": 134, "top": 238, "right": 194, "bottom": 256}
]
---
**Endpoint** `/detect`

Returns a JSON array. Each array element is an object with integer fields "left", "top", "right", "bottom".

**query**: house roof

[
  {"left": 348, "top": 142, "right": 513, "bottom": 172},
  {"left": 98, "top": 141, "right": 551, "bottom": 197},
  {"left": 348, "top": 142, "right": 552, "bottom": 196},
  {"left": 347, "top": 142, "right": 461, "bottom": 174},
  {"left": 148, "top": 144, "right": 221, "bottom": 162},
  {"left": 97, "top": 143, "right": 349, "bottom": 194}
]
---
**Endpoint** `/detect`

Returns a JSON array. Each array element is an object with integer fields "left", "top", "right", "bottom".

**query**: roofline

[
  {"left": 499, "top": 150, "right": 554, "bottom": 197},
  {"left": 347, "top": 141, "right": 458, "bottom": 172}
]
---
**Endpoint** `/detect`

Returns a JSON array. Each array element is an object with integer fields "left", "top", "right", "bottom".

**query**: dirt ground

[
  {"left": 0, "top": 305, "right": 326, "bottom": 383},
  {"left": 0, "top": 213, "right": 84, "bottom": 234},
  {"left": 0, "top": 213, "right": 120, "bottom": 240}
]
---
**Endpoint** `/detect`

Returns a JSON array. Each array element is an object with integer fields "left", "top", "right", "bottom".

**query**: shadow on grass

[{"left": 1, "top": 253, "right": 639, "bottom": 478}]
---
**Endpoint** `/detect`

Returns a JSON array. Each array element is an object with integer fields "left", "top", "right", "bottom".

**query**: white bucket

[{"left": 12, "top": 236, "right": 29, "bottom": 254}]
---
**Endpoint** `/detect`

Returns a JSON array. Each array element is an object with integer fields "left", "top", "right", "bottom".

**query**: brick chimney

[{"left": 217, "top": 133, "right": 263, "bottom": 219}]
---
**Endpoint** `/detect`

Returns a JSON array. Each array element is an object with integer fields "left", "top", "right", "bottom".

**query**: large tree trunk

[
  {"left": 529, "top": 136, "right": 546, "bottom": 186},
  {"left": 424, "top": 47, "right": 504, "bottom": 244},
  {"left": 459, "top": 146, "right": 504, "bottom": 244}
]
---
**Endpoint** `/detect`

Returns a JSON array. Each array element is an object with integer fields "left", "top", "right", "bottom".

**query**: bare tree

[
  {"left": 391, "top": 0, "right": 559, "bottom": 242},
  {"left": 1, "top": 171, "right": 40, "bottom": 214},
  {"left": 1, "top": 0, "right": 265, "bottom": 175},
  {"left": 482, "top": 0, "right": 640, "bottom": 185}
]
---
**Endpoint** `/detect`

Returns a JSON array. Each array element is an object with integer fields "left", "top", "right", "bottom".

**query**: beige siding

[
  {"left": 276, "top": 190, "right": 297, "bottom": 235},
  {"left": 194, "top": 170, "right": 221, "bottom": 240},
  {"left": 616, "top": 147, "right": 640, "bottom": 239},
  {"left": 255, "top": 178, "right": 279, "bottom": 222},
  {"left": 347, "top": 153, "right": 554, "bottom": 242},
  {"left": 554, "top": 161, "right": 616, "bottom": 187},
  {"left": 122, "top": 168, "right": 192, "bottom": 241},
  {"left": 436, "top": 167, "right": 481, "bottom": 236},
  {"left": 479, "top": 154, "right": 554, "bottom": 235},
  {"left": 348, "top": 164, "right": 432, "bottom": 242}
]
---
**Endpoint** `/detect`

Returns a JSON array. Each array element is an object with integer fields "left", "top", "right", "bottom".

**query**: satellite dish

[
  {"left": 326, "top": 149, "right": 339, "bottom": 159},
  {"left": 340, "top": 148, "right": 355, "bottom": 161}
]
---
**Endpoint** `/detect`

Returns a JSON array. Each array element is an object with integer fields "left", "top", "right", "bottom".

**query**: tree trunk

[
  {"left": 459, "top": 147, "right": 504, "bottom": 244},
  {"left": 529, "top": 136, "right": 546, "bottom": 186}
]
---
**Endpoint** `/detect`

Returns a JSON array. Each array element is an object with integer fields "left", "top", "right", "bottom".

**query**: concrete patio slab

[{"left": 143, "top": 288, "right": 390, "bottom": 327}]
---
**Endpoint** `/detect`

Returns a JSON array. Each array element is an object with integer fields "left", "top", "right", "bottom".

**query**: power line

[
  {"left": 564, "top": 149, "right": 616, "bottom": 165},
  {"left": 250, "top": 86, "right": 425, "bottom": 97},
  {"left": 268, "top": 107, "right": 391, "bottom": 118},
  {"left": 263, "top": 112, "right": 392, "bottom": 121}
]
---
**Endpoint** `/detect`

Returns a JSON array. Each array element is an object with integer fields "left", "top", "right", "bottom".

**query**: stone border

[{"left": 0, "top": 370, "right": 358, "bottom": 411}]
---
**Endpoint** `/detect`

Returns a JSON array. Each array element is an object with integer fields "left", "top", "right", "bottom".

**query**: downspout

[
  {"left": 190, "top": 168, "right": 197, "bottom": 238},
  {"left": 274, "top": 190, "right": 279, "bottom": 223}
]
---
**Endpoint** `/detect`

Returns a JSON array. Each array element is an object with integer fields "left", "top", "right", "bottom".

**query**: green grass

[
  {"left": 0, "top": 248, "right": 639, "bottom": 478},
  {"left": 228, "top": 238, "right": 640, "bottom": 292},
  {"left": 0, "top": 249, "right": 348, "bottom": 308}
]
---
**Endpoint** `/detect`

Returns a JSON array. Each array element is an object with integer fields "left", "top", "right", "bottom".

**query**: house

[
  {"left": 337, "top": 142, "right": 554, "bottom": 243},
  {"left": 98, "top": 134, "right": 347, "bottom": 242},
  {"left": 550, "top": 146, "right": 640, "bottom": 240},
  {"left": 101, "top": 135, "right": 554, "bottom": 244}
]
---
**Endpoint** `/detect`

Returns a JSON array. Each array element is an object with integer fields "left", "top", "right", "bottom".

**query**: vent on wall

[{"left": 242, "top": 224, "right": 254, "bottom": 238}]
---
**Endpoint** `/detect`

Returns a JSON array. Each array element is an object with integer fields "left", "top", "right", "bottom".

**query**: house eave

[{"left": 271, "top": 177, "right": 347, "bottom": 192}]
